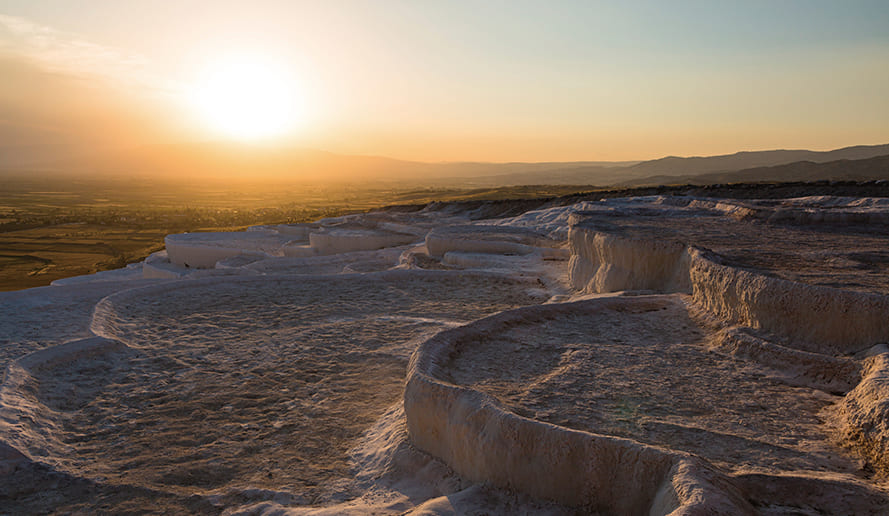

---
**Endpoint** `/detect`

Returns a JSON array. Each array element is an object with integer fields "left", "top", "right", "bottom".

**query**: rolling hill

[{"left": 4, "top": 141, "right": 889, "bottom": 187}]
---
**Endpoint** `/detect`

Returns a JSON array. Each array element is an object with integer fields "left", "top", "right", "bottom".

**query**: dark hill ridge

[
  {"left": 6, "top": 141, "right": 889, "bottom": 187},
  {"left": 624, "top": 144, "right": 889, "bottom": 177},
  {"left": 621, "top": 154, "right": 889, "bottom": 187},
  {"left": 457, "top": 143, "right": 889, "bottom": 186}
]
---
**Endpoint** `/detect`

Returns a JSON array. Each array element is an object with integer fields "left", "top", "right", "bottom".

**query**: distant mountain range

[
  {"left": 0, "top": 142, "right": 636, "bottom": 184},
  {"left": 620, "top": 154, "right": 889, "bottom": 187},
  {"left": 3, "top": 141, "right": 889, "bottom": 187},
  {"left": 475, "top": 144, "right": 889, "bottom": 186}
]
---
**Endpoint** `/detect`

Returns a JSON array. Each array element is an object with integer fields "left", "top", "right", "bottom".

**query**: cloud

[
  {"left": 0, "top": 17, "right": 190, "bottom": 157},
  {"left": 0, "top": 14, "right": 172, "bottom": 95}
]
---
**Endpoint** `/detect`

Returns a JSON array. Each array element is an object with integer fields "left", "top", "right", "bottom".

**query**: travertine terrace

[{"left": 2, "top": 187, "right": 889, "bottom": 514}]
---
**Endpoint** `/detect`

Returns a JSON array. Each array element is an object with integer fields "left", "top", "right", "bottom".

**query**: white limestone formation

[
  {"left": 709, "top": 326, "right": 861, "bottom": 393},
  {"left": 50, "top": 262, "right": 144, "bottom": 286},
  {"left": 308, "top": 227, "right": 419, "bottom": 255},
  {"left": 0, "top": 336, "right": 133, "bottom": 474},
  {"left": 567, "top": 224, "right": 690, "bottom": 294},
  {"left": 404, "top": 299, "right": 755, "bottom": 514},
  {"left": 833, "top": 352, "right": 889, "bottom": 474},
  {"left": 141, "top": 250, "right": 187, "bottom": 278},
  {"left": 565, "top": 199, "right": 889, "bottom": 487},
  {"left": 425, "top": 225, "right": 561, "bottom": 257},
  {"left": 164, "top": 230, "right": 285, "bottom": 268},
  {"left": 567, "top": 220, "right": 889, "bottom": 354},
  {"left": 688, "top": 248, "right": 889, "bottom": 354},
  {"left": 3, "top": 193, "right": 889, "bottom": 514}
]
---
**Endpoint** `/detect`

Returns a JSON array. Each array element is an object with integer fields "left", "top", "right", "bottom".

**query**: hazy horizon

[
  {"left": 4, "top": 138, "right": 889, "bottom": 168},
  {"left": 2, "top": 1, "right": 888, "bottom": 167}
]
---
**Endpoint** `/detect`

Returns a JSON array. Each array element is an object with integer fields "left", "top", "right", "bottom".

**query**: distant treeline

[{"left": 0, "top": 205, "right": 353, "bottom": 233}]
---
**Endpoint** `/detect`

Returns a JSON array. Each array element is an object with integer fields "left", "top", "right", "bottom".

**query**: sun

[{"left": 188, "top": 55, "right": 301, "bottom": 141}]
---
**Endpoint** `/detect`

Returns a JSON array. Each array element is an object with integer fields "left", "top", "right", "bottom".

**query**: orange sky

[{"left": 1, "top": 2, "right": 888, "bottom": 165}]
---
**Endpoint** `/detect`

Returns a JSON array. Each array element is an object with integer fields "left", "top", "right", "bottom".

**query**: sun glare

[{"left": 188, "top": 55, "right": 301, "bottom": 141}]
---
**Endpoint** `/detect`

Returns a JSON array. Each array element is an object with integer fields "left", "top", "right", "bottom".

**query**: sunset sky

[{"left": 1, "top": 0, "right": 888, "bottom": 163}]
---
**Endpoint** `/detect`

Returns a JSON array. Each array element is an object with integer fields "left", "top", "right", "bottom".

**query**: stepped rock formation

[{"left": 2, "top": 189, "right": 889, "bottom": 513}]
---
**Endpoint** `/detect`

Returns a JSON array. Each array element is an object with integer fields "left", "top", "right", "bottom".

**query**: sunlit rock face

[
  {"left": 567, "top": 197, "right": 889, "bottom": 353},
  {"left": 4, "top": 192, "right": 889, "bottom": 514},
  {"left": 165, "top": 230, "right": 287, "bottom": 268},
  {"left": 425, "top": 224, "right": 560, "bottom": 257}
]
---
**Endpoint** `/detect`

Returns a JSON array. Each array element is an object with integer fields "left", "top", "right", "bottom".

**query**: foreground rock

[
  {"left": 2, "top": 189, "right": 889, "bottom": 514},
  {"left": 405, "top": 295, "right": 888, "bottom": 514}
]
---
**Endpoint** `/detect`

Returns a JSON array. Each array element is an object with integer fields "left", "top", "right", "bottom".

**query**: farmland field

[{"left": 0, "top": 172, "right": 598, "bottom": 290}]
